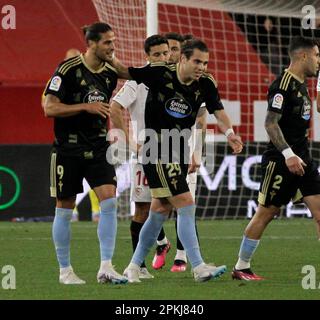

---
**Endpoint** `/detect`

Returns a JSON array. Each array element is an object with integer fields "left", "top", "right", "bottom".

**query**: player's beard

[
  {"left": 306, "top": 68, "right": 318, "bottom": 78},
  {"left": 96, "top": 49, "right": 114, "bottom": 64},
  {"left": 305, "top": 60, "right": 319, "bottom": 77}
]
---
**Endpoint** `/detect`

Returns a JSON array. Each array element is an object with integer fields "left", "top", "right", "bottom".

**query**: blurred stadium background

[{"left": 1, "top": 0, "right": 320, "bottom": 222}]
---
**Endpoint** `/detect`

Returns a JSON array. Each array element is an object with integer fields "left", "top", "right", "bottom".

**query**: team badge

[{"left": 135, "top": 187, "right": 142, "bottom": 196}]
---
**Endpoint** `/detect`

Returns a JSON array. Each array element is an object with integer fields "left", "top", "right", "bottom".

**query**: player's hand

[
  {"left": 286, "top": 156, "right": 307, "bottom": 176},
  {"left": 227, "top": 134, "right": 243, "bottom": 154},
  {"left": 85, "top": 102, "right": 110, "bottom": 118},
  {"left": 104, "top": 52, "right": 116, "bottom": 65},
  {"left": 188, "top": 153, "right": 200, "bottom": 174}
]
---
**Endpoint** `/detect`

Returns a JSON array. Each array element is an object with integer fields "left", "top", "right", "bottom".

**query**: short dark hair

[
  {"left": 144, "top": 35, "right": 169, "bottom": 54},
  {"left": 82, "top": 22, "right": 113, "bottom": 43},
  {"left": 182, "top": 34, "right": 195, "bottom": 42},
  {"left": 181, "top": 39, "right": 208, "bottom": 59},
  {"left": 164, "top": 32, "right": 184, "bottom": 43},
  {"left": 288, "top": 36, "right": 317, "bottom": 56}
]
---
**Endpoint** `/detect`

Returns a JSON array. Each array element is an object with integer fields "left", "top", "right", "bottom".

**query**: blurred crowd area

[{"left": 232, "top": 14, "right": 320, "bottom": 76}]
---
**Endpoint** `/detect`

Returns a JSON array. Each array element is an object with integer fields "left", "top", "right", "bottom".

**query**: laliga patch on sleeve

[
  {"left": 49, "top": 76, "right": 62, "bottom": 91},
  {"left": 272, "top": 93, "right": 283, "bottom": 109}
]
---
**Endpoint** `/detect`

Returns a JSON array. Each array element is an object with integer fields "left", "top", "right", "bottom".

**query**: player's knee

[
  {"left": 56, "top": 197, "right": 76, "bottom": 209},
  {"left": 94, "top": 185, "right": 116, "bottom": 202},
  {"left": 313, "top": 214, "right": 320, "bottom": 226},
  {"left": 256, "top": 205, "right": 279, "bottom": 223},
  {"left": 133, "top": 203, "right": 150, "bottom": 223},
  {"left": 151, "top": 205, "right": 171, "bottom": 215},
  {"left": 133, "top": 212, "right": 148, "bottom": 223},
  {"left": 149, "top": 198, "right": 172, "bottom": 215}
]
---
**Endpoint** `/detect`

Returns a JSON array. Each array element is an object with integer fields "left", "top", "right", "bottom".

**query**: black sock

[
  {"left": 130, "top": 220, "right": 146, "bottom": 268},
  {"left": 175, "top": 219, "right": 184, "bottom": 250},
  {"left": 157, "top": 227, "right": 165, "bottom": 242}
]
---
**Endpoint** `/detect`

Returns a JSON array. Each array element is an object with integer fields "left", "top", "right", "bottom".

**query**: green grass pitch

[{"left": 0, "top": 219, "right": 319, "bottom": 300}]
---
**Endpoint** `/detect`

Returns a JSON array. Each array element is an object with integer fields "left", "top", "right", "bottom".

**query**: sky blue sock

[
  {"left": 177, "top": 204, "right": 203, "bottom": 268},
  {"left": 52, "top": 207, "right": 73, "bottom": 268},
  {"left": 98, "top": 198, "right": 117, "bottom": 261},
  {"left": 131, "top": 211, "right": 166, "bottom": 266},
  {"left": 238, "top": 235, "right": 260, "bottom": 262}
]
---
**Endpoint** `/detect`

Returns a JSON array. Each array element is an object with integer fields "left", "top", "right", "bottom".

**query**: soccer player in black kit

[
  {"left": 43, "top": 22, "right": 127, "bottom": 284},
  {"left": 232, "top": 36, "right": 320, "bottom": 281},
  {"left": 122, "top": 39, "right": 243, "bottom": 282}
]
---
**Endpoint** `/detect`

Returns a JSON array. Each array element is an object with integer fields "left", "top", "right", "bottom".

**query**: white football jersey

[{"left": 112, "top": 80, "right": 148, "bottom": 145}]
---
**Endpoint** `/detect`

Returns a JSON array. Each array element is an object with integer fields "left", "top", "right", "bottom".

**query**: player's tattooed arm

[
  {"left": 264, "top": 110, "right": 289, "bottom": 152},
  {"left": 265, "top": 110, "right": 307, "bottom": 176}
]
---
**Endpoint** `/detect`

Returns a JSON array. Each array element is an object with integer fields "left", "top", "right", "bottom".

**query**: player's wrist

[
  {"left": 82, "top": 103, "right": 89, "bottom": 111},
  {"left": 225, "top": 128, "right": 235, "bottom": 137},
  {"left": 282, "top": 147, "right": 295, "bottom": 160}
]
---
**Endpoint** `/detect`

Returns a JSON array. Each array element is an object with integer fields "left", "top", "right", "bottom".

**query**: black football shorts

[
  {"left": 143, "top": 160, "right": 189, "bottom": 198},
  {"left": 258, "top": 155, "right": 320, "bottom": 207},
  {"left": 49, "top": 149, "right": 117, "bottom": 199}
]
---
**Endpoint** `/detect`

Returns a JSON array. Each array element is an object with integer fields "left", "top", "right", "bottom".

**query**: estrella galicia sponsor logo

[
  {"left": 165, "top": 98, "right": 192, "bottom": 118},
  {"left": 84, "top": 90, "right": 108, "bottom": 103},
  {"left": 301, "top": 97, "right": 311, "bottom": 120}
]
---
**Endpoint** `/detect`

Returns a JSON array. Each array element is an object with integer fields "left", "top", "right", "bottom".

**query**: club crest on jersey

[
  {"left": 135, "top": 187, "right": 142, "bottom": 196},
  {"left": 84, "top": 90, "right": 108, "bottom": 103},
  {"left": 272, "top": 93, "right": 283, "bottom": 109},
  {"left": 301, "top": 98, "right": 311, "bottom": 120},
  {"left": 165, "top": 98, "right": 192, "bottom": 118},
  {"left": 49, "top": 76, "right": 62, "bottom": 91}
]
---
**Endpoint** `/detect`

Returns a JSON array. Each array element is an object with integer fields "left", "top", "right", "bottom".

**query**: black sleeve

[
  {"left": 44, "top": 68, "right": 69, "bottom": 101},
  {"left": 202, "top": 76, "right": 224, "bottom": 114},
  {"left": 267, "top": 87, "right": 288, "bottom": 114},
  {"left": 128, "top": 63, "right": 166, "bottom": 88}
]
